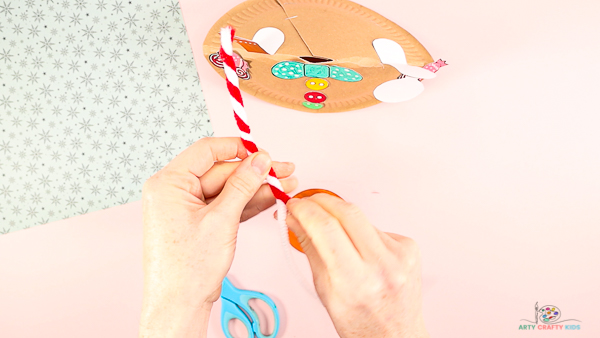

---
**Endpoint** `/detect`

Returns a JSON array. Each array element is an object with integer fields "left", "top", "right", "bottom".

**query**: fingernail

[{"left": 252, "top": 152, "right": 271, "bottom": 175}]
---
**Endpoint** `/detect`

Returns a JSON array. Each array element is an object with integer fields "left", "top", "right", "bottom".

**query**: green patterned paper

[{"left": 0, "top": 0, "right": 213, "bottom": 233}]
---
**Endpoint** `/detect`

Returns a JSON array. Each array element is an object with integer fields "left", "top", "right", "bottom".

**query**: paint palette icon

[{"left": 539, "top": 305, "right": 561, "bottom": 323}]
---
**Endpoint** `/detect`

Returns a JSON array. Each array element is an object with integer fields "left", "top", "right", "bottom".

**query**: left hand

[{"left": 139, "top": 137, "right": 297, "bottom": 338}]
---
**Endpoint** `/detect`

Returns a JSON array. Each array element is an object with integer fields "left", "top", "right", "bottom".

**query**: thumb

[{"left": 209, "top": 152, "right": 272, "bottom": 223}]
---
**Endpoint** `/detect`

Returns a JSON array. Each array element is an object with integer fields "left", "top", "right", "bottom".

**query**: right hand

[{"left": 285, "top": 193, "right": 429, "bottom": 338}]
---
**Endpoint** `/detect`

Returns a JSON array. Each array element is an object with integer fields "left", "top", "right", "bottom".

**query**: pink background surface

[{"left": 1, "top": 0, "right": 599, "bottom": 337}]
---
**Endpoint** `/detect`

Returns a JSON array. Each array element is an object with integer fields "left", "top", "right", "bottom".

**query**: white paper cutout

[
  {"left": 373, "top": 38, "right": 436, "bottom": 79},
  {"left": 253, "top": 27, "right": 285, "bottom": 55},
  {"left": 373, "top": 77, "right": 425, "bottom": 103},
  {"left": 372, "top": 38, "right": 435, "bottom": 102},
  {"left": 373, "top": 38, "right": 408, "bottom": 65}
]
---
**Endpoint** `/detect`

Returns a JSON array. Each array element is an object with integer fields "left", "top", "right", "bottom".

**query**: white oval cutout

[
  {"left": 373, "top": 77, "right": 425, "bottom": 103},
  {"left": 253, "top": 27, "right": 285, "bottom": 55}
]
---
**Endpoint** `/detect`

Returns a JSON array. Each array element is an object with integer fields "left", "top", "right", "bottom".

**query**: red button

[{"left": 304, "top": 91, "right": 327, "bottom": 103}]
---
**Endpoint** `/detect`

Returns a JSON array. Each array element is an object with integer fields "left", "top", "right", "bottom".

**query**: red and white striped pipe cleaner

[
  {"left": 219, "top": 26, "right": 290, "bottom": 201},
  {"left": 219, "top": 26, "right": 291, "bottom": 227},
  {"left": 220, "top": 26, "right": 316, "bottom": 295}
]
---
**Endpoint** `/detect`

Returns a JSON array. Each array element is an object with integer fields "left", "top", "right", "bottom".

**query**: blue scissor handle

[
  {"left": 221, "top": 277, "right": 280, "bottom": 338},
  {"left": 221, "top": 298, "right": 253, "bottom": 338}
]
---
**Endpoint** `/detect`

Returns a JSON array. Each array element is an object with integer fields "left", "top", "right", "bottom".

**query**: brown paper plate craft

[{"left": 204, "top": 0, "right": 446, "bottom": 113}]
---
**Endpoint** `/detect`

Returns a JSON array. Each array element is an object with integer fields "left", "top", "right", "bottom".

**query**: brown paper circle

[
  {"left": 288, "top": 189, "right": 343, "bottom": 253},
  {"left": 203, "top": 0, "right": 434, "bottom": 113}
]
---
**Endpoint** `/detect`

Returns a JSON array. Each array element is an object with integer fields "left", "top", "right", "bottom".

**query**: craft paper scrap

[{"left": 0, "top": 0, "right": 213, "bottom": 234}]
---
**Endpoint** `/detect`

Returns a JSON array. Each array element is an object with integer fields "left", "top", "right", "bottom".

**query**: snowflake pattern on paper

[{"left": 0, "top": 0, "right": 213, "bottom": 234}]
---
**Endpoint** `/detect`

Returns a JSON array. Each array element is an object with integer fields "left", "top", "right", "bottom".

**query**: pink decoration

[
  {"left": 208, "top": 51, "right": 251, "bottom": 80},
  {"left": 423, "top": 59, "right": 448, "bottom": 73},
  {"left": 232, "top": 53, "right": 249, "bottom": 73}
]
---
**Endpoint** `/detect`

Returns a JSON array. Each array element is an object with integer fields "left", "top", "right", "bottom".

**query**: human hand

[
  {"left": 139, "top": 137, "right": 297, "bottom": 338},
  {"left": 285, "top": 194, "right": 429, "bottom": 338}
]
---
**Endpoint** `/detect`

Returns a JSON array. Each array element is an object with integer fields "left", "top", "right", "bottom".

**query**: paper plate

[{"left": 203, "top": 0, "right": 434, "bottom": 113}]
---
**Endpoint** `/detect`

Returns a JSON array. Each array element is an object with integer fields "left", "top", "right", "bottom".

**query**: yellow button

[{"left": 306, "top": 78, "right": 329, "bottom": 90}]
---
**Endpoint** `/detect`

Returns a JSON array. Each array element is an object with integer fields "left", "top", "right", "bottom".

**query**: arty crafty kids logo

[{"left": 519, "top": 302, "right": 581, "bottom": 331}]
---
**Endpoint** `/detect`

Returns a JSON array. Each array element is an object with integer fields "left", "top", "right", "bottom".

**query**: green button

[
  {"left": 304, "top": 64, "right": 330, "bottom": 78},
  {"left": 303, "top": 101, "right": 324, "bottom": 110}
]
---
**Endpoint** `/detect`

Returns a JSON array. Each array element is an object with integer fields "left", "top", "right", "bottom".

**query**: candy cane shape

[
  {"left": 220, "top": 26, "right": 317, "bottom": 297},
  {"left": 219, "top": 26, "right": 290, "bottom": 205}
]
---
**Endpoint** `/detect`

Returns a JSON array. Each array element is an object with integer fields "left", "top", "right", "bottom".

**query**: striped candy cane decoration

[
  {"left": 219, "top": 26, "right": 290, "bottom": 205},
  {"left": 220, "top": 26, "right": 292, "bottom": 235},
  {"left": 220, "top": 26, "right": 317, "bottom": 296}
]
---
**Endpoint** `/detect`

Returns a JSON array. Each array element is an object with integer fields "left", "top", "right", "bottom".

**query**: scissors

[{"left": 220, "top": 277, "right": 280, "bottom": 338}]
